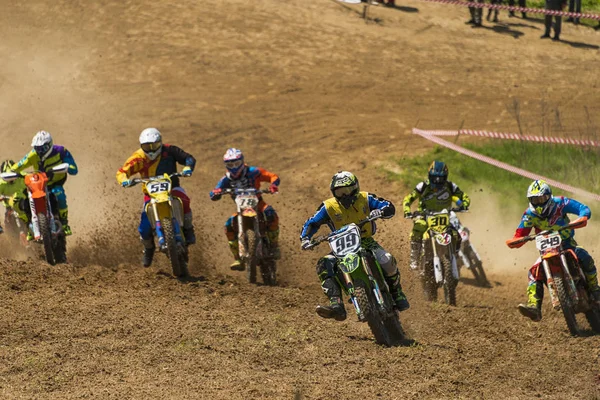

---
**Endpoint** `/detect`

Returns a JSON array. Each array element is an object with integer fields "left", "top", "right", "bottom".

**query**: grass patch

[{"left": 386, "top": 139, "right": 600, "bottom": 209}]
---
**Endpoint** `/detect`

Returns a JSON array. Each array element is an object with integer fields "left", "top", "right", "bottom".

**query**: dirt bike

[
  {"left": 507, "top": 219, "right": 600, "bottom": 336},
  {"left": 306, "top": 215, "right": 405, "bottom": 347},
  {"left": 222, "top": 188, "right": 277, "bottom": 285},
  {"left": 0, "top": 197, "right": 27, "bottom": 246},
  {"left": 127, "top": 173, "right": 189, "bottom": 278},
  {"left": 450, "top": 211, "right": 490, "bottom": 287},
  {"left": 409, "top": 208, "right": 465, "bottom": 306},
  {"left": 0, "top": 163, "right": 70, "bottom": 265}
]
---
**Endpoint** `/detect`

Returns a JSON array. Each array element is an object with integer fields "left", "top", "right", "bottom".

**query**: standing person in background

[
  {"left": 541, "top": 0, "right": 564, "bottom": 41},
  {"left": 467, "top": 0, "right": 484, "bottom": 27},
  {"left": 508, "top": 0, "right": 527, "bottom": 19},
  {"left": 487, "top": 0, "right": 500, "bottom": 22},
  {"left": 566, "top": 0, "right": 581, "bottom": 24}
]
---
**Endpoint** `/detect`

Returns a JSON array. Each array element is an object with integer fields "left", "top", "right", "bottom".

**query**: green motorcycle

[{"left": 307, "top": 216, "right": 406, "bottom": 346}]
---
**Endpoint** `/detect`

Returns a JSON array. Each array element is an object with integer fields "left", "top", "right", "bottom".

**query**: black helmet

[
  {"left": 1, "top": 159, "right": 15, "bottom": 173},
  {"left": 330, "top": 171, "right": 360, "bottom": 209},
  {"left": 428, "top": 160, "right": 448, "bottom": 189}
]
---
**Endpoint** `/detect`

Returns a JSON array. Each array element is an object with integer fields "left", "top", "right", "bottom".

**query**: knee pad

[
  {"left": 410, "top": 218, "right": 427, "bottom": 241},
  {"left": 316, "top": 255, "right": 337, "bottom": 282}
]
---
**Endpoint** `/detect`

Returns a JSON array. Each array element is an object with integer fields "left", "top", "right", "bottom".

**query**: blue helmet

[
  {"left": 223, "top": 148, "right": 246, "bottom": 179},
  {"left": 428, "top": 160, "right": 448, "bottom": 189}
]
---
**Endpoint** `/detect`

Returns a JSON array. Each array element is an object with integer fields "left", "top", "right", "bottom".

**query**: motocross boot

[
  {"left": 409, "top": 240, "right": 421, "bottom": 270},
  {"left": 266, "top": 229, "right": 280, "bottom": 260},
  {"left": 59, "top": 209, "right": 72, "bottom": 236},
  {"left": 141, "top": 238, "right": 155, "bottom": 268},
  {"left": 228, "top": 240, "right": 244, "bottom": 271},
  {"left": 517, "top": 282, "right": 543, "bottom": 322},
  {"left": 385, "top": 271, "right": 410, "bottom": 312},
  {"left": 316, "top": 277, "right": 347, "bottom": 321},
  {"left": 0, "top": 224, "right": 3, "bottom": 234},
  {"left": 183, "top": 212, "right": 196, "bottom": 245},
  {"left": 584, "top": 271, "right": 600, "bottom": 305}
]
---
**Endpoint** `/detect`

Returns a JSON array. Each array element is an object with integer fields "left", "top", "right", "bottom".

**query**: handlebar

[
  {"left": 127, "top": 172, "right": 185, "bottom": 188},
  {"left": 406, "top": 208, "right": 466, "bottom": 219},
  {"left": 221, "top": 187, "right": 273, "bottom": 195},
  {"left": 506, "top": 217, "right": 588, "bottom": 248},
  {"left": 304, "top": 215, "right": 380, "bottom": 250}
]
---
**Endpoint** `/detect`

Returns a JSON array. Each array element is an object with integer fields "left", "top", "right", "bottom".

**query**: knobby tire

[{"left": 38, "top": 213, "right": 55, "bottom": 266}]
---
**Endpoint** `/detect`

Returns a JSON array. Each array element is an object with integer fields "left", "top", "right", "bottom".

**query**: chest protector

[{"left": 324, "top": 191, "right": 373, "bottom": 238}]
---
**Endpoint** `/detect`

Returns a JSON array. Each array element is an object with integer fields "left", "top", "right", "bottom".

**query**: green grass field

[
  {"left": 520, "top": 0, "right": 600, "bottom": 28},
  {"left": 386, "top": 139, "right": 600, "bottom": 210}
]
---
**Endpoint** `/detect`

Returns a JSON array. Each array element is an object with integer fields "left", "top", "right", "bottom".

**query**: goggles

[
  {"left": 430, "top": 175, "right": 446, "bottom": 184},
  {"left": 333, "top": 185, "right": 358, "bottom": 198},
  {"left": 141, "top": 142, "right": 162, "bottom": 153},
  {"left": 225, "top": 159, "right": 243, "bottom": 169},
  {"left": 34, "top": 144, "right": 51, "bottom": 155},
  {"left": 529, "top": 194, "right": 550, "bottom": 206}
]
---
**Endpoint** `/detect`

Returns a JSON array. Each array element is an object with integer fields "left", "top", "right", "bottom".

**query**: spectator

[
  {"left": 566, "top": 0, "right": 581, "bottom": 24},
  {"left": 541, "top": 0, "right": 563, "bottom": 41},
  {"left": 487, "top": 0, "right": 500, "bottom": 22},
  {"left": 508, "top": 0, "right": 527, "bottom": 19},
  {"left": 467, "top": 0, "right": 484, "bottom": 26}
]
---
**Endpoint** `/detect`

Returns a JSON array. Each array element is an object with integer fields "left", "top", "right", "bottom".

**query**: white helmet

[
  {"left": 31, "top": 131, "right": 54, "bottom": 161},
  {"left": 139, "top": 128, "right": 163, "bottom": 160}
]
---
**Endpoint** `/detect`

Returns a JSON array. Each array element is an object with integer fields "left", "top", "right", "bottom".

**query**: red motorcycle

[{"left": 507, "top": 218, "right": 600, "bottom": 335}]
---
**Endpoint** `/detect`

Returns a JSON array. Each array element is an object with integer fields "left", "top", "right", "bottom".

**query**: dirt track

[{"left": 1, "top": 0, "right": 599, "bottom": 398}]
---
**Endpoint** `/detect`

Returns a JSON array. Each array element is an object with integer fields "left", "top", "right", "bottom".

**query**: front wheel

[
  {"left": 355, "top": 280, "right": 394, "bottom": 346},
  {"left": 442, "top": 254, "right": 457, "bottom": 306},
  {"left": 245, "top": 228, "right": 258, "bottom": 284},
  {"left": 37, "top": 213, "right": 55, "bottom": 265},
  {"left": 555, "top": 275, "right": 580, "bottom": 336},
  {"left": 162, "top": 218, "right": 188, "bottom": 278}
]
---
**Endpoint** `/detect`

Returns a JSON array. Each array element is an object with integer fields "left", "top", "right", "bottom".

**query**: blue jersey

[
  {"left": 300, "top": 193, "right": 395, "bottom": 240},
  {"left": 514, "top": 196, "right": 591, "bottom": 247}
]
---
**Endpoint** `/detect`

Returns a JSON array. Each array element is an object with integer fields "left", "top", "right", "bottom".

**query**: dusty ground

[{"left": 0, "top": 0, "right": 599, "bottom": 398}]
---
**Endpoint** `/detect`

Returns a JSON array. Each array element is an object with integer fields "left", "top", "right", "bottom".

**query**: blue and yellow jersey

[
  {"left": 513, "top": 196, "right": 591, "bottom": 247},
  {"left": 116, "top": 144, "right": 196, "bottom": 188},
  {"left": 300, "top": 192, "right": 395, "bottom": 240},
  {"left": 12, "top": 145, "right": 78, "bottom": 187}
]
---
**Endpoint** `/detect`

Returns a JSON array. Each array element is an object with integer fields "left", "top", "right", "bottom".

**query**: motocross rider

[
  {"left": 11, "top": 131, "right": 78, "bottom": 236},
  {"left": 117, "top": 128, "right": 197, "bottom": 267},
  {"left": 300, "top": 171, "right": 410, "bottom": 321},
  {"left": 0, "top": 160, "right": 28, "bottom": 237},
  {"left": 506, "top": 180, "right": 600, "bottom": 321},
  {"left": 403, "top": 161, "right": 470, "bottom": 270},
  {"left": 209, "top": 148, "right": 280, "bottom": 270}
]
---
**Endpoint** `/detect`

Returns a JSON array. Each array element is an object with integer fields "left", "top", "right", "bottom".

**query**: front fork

[
  {"left": 236, "top": 213, "right": 263, "bottom": 261},
  {"left": 342, "top": 252, "right": 387, "bottom": 321},
  {"left": 431, "top": 236, "right": 459, "bottom": 284},
  {"left": 543, "top": 255, "right": 579, "bottom": 310},
  {"left": 153, "top": 200, "right": 184, "bottom": 249}
]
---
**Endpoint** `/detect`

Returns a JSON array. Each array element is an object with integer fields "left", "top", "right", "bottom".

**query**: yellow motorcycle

[{"left": 127, "top": 173, "right": 189, "bottom": 277}]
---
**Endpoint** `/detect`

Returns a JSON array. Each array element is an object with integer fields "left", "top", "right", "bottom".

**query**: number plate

[
  {"left": 427, "top": 213, "right": 449, "bottom": 231},
  {"left": 536, "top": 231, "right": 561, "bottom": 251},
  {"left": 235, "top": 194, "right": 259, "bottom": 209},
  {"left": 328, "top": 224, "right": 361, "bottom": 257},
  {"left": 147, "top": 180, "right": 170, "bottom": 194}
]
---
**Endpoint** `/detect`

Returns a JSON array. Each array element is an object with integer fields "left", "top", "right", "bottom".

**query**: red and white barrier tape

[
  {"left": 417, "top": 0, "right": 600, "bottom": 20},
  {"left": 412, "top": 128, "right": 600, "bottom": 201},
  {"left": 415, "top": 128, "right": 600, "bottom": 147}
]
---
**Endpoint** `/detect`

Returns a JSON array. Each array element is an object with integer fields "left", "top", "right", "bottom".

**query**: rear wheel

[
  {"left": 245, "top": 228, "right": 258, "bottom": 284},
  {"left": 260, "top": 258, "right": 277, "bottom": 286},
  {"left": 442, "top": 254, "right": 457, "bottom": 306},
  {"left": 38, "top": 213, "right": 55, "bottom": 265},
  {"left": 162, "top": 218, "right": 187, "bottom": 278},
  {"left": 555, "top": 275, "right": 580, "bottom": 336}
]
